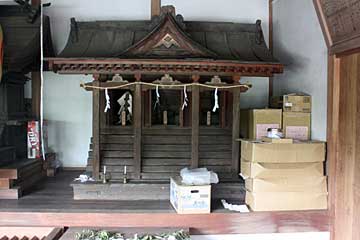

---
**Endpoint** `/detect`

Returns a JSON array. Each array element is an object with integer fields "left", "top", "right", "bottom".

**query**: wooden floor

[
  {"left": 0, "top": 171, "right": 330, "bottom": 235},
  {"left": 0, "top": 171, "right": 240, "bottom": 213}
]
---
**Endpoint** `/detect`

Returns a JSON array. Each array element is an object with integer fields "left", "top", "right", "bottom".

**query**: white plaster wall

[
  {"left": 43, "top": 0, "right": 271, "bottom": 167},
  {"left": 43, "top": 73, "right": 92, "bottom": 167},
  {"left": 272, "top": 0, "right": 328, "bottom": 141},
  {"left": 46, "top": 0, "right": 269, "bottom": 56}
]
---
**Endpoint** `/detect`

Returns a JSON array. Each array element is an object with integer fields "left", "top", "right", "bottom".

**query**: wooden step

[
  {"left": 0, "top": 187, "right": 20, "bottom": 199},
  {"left": 0, "top": 159, "right": 42, "bottom": 179},
  {"left": 0, "top": 178, "right": 12, "bottom": 189},
  {"left": 0, "top": 168, "right": 18, "bottom": 179}
]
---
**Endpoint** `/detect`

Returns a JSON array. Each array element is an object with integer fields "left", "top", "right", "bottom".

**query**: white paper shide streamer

[
  {"left": 154, "top": 85, "right": 160, "bottom": 110},
  {"left": 212, "top": 88, "right": 219, "bottom": 112},
  {"left": 181, "top": 86, "right": 188, "bottom": 110},
  {"left": 104, "top": 88, "right": 111, "bottom": 112}
]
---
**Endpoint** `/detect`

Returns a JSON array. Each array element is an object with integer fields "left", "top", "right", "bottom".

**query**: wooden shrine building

[{"left": 47, "top": 6, "right": 283, "bottom": 185}]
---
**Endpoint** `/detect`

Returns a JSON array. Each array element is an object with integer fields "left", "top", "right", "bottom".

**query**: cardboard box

[
  {"left": 246, "top": 191, "right": 328, "bottom": 211},
  {"left": 240, "top": 109, "right": 282, "bottom": 139},
  {"left": 170, "top": 177, "right": 211, "bottom": 214},
  {"left": 240, "top": 140, "right": 325, "bottom": 163},
  {"left": 283, "top": 112, "right": 311, "bottom": 140},
  {"left": 241, "top": 161, "right": 324, "bottom": 179},
  {"left": 283, "top": 93, "right": 311, "bottom": 113},
  {"left": 245, "top": 177, "right": 327, "bottom": 192},
  {"left": 270, "top": 94, "right": 312, "bottom": 113}
]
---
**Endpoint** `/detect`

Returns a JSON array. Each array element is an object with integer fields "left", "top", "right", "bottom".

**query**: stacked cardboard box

[
  {"left": 271, "top": 93, "right": 311, "bottom": 112},
  {"left": 240, "top": 109, "right": 282, "bottom": 139},
  {"left": 271, "top": 94, "right": 312, "bottom": 140},
  {"left": 240, "top": 139, "right": 328, "bottom": 211}
]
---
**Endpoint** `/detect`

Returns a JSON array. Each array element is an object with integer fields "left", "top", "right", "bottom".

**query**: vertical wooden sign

[
  {"left": 207, "top": 111, "right": 211, "bottom": 126},
  {"left": 163, "top": 111, "right": 168, "bottom": 125},
  {"left": 121, "top": 111, "right": 126, "bottom": 126}
]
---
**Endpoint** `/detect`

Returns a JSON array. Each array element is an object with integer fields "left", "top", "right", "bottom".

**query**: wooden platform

[
  {"left": 71, "top": 181, "right": 244, "bottom": 201},
  {"left": 0, "top": 171, "right": 239, "bottom": 213},
  {"left": 0, "top": 171, "right": 330, "bottom": 235}
]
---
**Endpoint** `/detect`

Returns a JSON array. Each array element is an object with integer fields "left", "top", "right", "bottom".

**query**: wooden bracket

[
  {"left": 93, "top": 74, "right": 101, "bottom": 81},
  {"left": 192, "top": 75, "right": 200, "bottom": 82},
  {"left": 134, "top": 73, "right": 142, "bottom": 82},
  {"left": 232, "top": 75, "right": 241, "bottom": 82}
]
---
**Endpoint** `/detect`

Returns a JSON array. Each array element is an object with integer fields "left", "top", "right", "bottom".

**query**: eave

[{"left": 46, "top": 58, "right": 284, "bottom": 77}]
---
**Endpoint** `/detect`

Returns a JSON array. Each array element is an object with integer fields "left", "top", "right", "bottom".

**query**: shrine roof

[
  {"left": 0, "top": 5, "right": 54, "bottom": 73},
  {"left": 59, "top": 8, "right": 278, "bottom": 64}
]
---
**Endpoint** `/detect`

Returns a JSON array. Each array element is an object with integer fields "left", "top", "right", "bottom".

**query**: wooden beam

[
  {"left": 30, "top": 0, "right": 42, "bottom": 124},
  {"left": 313, "top": 0, "right": 360, "bottom": 55},
  {"left": 269, "top": 0, "right": 274, "bottom": 54},
  {"left": 92, "top": 75, "right": 101, "bottom": 180},
  {"left": 327, "top": 55, "right": 340, "bottom": 240},
  {"left": 231, "top": 86, "right": 241, "bottom": 178},
  {"left": 191, "top": 75, "right": 200, "bottom": 169},
  {"left": 268, "top": 0, "right": 274, "bottom": 101},
  {"left": 0, "top": 211, "right": 329, "bottom": 235},
  {"left": 47, "top": 58, "right": 284, "bottom": 77},
  {"left": 313, "top": 0, "right": 332, "bottom": 48},
  {"left": 330, "top": 53, "right": 360, "bottom": 240},
  {"left": 151, "top": 0, "right": 161, "bottom": 18},
  {"left": 133, "top": 74, "right": 142, "bottom": 179}
]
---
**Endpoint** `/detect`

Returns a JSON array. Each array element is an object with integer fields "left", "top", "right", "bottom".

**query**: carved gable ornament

[
  {"left": 154, "top": 33, "right": 180, "bottom": 49},
  {"left": 122, "top": 11, "right": 216, "bottom": 59}
]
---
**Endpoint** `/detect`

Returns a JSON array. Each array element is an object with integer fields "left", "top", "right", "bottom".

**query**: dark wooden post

[
  {"left": 220, "top": 91, "right": 227, "bottom": 128},
  {"left": 191, "top": 75, "right": 200, "bottom": 169},
  {"left": 180, "top": 90, "right": 184, "bottom": 127},
  {"left": 31, "top": 0, "right": 41, "bottom": 119},
  {"left": 92, "top": 75, "right": 101, "bottom": 180},
  {"left": 231, "top": 75, "right": 241, "bottom": 177},
  {"left": 133, "top": 73, "right": 142, "bottom": 179},
  {"left": 151, "top": 0, "right": 161, "bottom": 17},
  {"left": 147, "top": 90, "right": 152, "bottom": 127}
]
